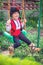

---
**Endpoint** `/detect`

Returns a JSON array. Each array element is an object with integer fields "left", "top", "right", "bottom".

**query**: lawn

[{"left": 0, "top": 55, "right": 43, "bottom": 65}]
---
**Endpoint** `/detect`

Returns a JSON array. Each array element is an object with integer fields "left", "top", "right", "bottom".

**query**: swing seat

[{"left": 3, "top": 29, "right": 27, "bottom": 43}]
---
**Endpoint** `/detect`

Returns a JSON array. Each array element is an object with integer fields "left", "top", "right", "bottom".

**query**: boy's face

[{"left": 12, "top": 12, "right": 19, "bottom": 20}]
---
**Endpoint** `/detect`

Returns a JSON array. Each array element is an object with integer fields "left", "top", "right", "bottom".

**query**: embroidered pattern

[{"left": 14, "top": 20, "right": 21, "bottom": 30}]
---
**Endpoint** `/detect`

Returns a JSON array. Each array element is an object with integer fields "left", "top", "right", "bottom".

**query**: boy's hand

[
  {"left": 24, "top": 19, "right": 27, "bottom": 23},
  {"left": 7, "top": 19, "right": 11, "bottom": 24}
]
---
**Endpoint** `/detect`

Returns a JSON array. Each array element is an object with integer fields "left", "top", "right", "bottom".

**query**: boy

[{"left": 6, "top": 7, "right": 40, "bottom": 55}]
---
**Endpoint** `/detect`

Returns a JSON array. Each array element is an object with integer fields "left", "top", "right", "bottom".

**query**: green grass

[{"left": 0, "top": 55, "right": 42, "bottom": 65}]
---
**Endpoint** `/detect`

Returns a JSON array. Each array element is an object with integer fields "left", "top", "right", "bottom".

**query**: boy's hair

[{"left": 10, "top": 7, "right": 20, "bottom": 17}]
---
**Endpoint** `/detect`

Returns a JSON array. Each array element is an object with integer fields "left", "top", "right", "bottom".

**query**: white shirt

[{"left": 14, "top": 20, "right": 21, "bottom": 30}]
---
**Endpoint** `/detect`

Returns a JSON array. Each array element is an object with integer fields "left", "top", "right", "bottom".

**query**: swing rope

[
  {"left": 21, "top": 0, "right": 26, "bottom": 29},
  {"left": 7, "top": 0, "right": 10, "bottom": 19}
]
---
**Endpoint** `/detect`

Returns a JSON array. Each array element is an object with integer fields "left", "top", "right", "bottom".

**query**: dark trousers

[{"left": 13, "top": 32, "right": 31, "bottom": 48}]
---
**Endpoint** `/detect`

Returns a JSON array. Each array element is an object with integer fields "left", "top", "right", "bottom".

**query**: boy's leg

[
  {"left": 13, "top": 36, "right": 21, "bottom": 48},
  {"left": 18, "top": 32, "right": 36, "bottom": 51},
  {"left": 8, "top": 36, "right": 21, "bottom": 55},
  {"left": 18, "top": 32, "right": 40, "bottom": 52},
  {"left": 18, "top": 32, "right": 31, "bottom": 45}
]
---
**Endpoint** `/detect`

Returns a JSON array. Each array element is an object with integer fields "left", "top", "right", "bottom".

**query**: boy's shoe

[
  {"left": 8, "top": 45, "right": 14, "bottom": 56},
  {"left": 29, "top": 43, "right": 41, "bottom": 52}
]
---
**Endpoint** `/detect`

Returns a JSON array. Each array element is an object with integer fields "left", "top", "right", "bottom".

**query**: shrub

[{"left": 0, "top": 11, "right": 5, "bottom": 21}]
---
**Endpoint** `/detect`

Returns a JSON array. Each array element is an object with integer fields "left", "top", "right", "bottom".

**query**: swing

[
  {"left": 3, "top": 0, "right": 41, "bottom": 53},
  {"left": 3, "top": 30, "right": 27, "bottom": 43}
]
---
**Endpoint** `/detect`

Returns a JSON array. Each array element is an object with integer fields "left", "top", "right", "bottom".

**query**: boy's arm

[
  {"left": 6, "top": 19, "right": 16, "bottom": 32},
  {"left": 7, "top": 19, "right": 11, "bottom": 24},
  {"left": 21, "top": 19, "right": 27, "bottom": 28},
  {"left": 6, "top": 19, "right": 11, "bottom": 32}
]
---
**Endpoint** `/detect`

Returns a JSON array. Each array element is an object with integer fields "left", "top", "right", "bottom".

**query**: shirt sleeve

[{"left": 6, "top": 21, "right": 11, "bottom": 32}]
